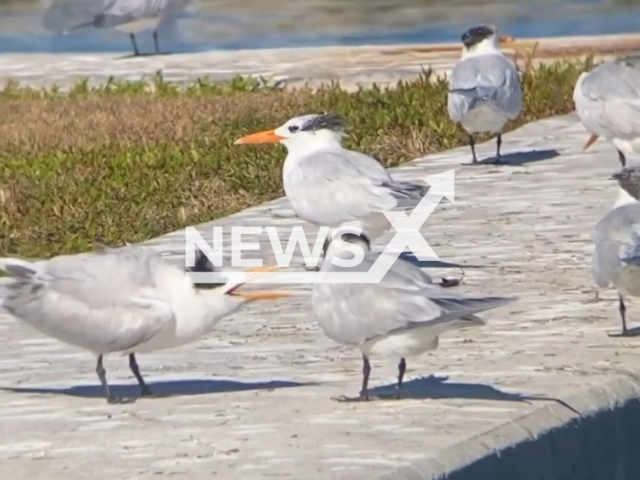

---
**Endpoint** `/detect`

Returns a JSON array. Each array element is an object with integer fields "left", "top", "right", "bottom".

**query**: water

[{"left": 1, "top": 0, "right": 640, "bottom": 53}]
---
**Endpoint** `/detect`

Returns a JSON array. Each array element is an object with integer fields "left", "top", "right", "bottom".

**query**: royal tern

[
  {"left": 311, "top": 232, "right": 516, "bottom": 401},
  {"left": 574, "top": 60, "right": 640, "bottom": 167},
  {"left": 234, "top": 114, "right": 430, "bottom": 261},
  {"left": 448, "top": 25, "right": 522, "bottom": 165},
  {"left": 0, "top": 245, "right": 290, "bottom": 403},
  {"left": 593, "top": 165, "right": 640, "bottom": 337},
  {"left": 44, "top": 0, "right": 188, "bottom": 56}
]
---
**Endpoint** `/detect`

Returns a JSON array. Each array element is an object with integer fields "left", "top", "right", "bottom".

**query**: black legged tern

[
  {"left": 593, "top": 165, "right": 640, "bottom": 337},
  {"left": 0, "top": 246, "right": 290, "bottom": 403},
  {"left": 234, "top": 114, "right": 430, "bottom": 269},
  {"left": 448, "top": 25, "right": 523, "bottom": 165},
  {"left": 311, "top": 233, "right": 517, "bottom": 401}
]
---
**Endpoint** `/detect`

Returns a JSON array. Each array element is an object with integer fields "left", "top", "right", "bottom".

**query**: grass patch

[{"left": 0, "top": 59, "right": 593, "bottom": 258}]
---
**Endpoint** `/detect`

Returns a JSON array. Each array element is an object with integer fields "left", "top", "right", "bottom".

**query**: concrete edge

[{"left": 368, "top": 372, "right": 640, "bottom": 480}]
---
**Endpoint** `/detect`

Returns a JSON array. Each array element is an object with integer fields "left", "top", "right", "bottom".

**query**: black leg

[
  {"left": 496, "top": 134, "right": 503, "bottom": 160},
  {"left": 96, "top": 355, "right": 135, "bottom": 404},
  {"left": 359, "top": 355, "right": 371, "bottom": 400},
  {"left": 396, "top": 358, "right": 406, "bottom": 400},
  {"left": 332, "top": 355, "right": 375, "bottom": 403},
  {"left": 305, "top": 235, "right": 329, "bottom": 271},
  {"left": 129, "top": 353, "right": 153, "bottom": 397},
  {"left": 609, "top": 294, "right": 640, "bottom": 337},
  {"left": 469, "top": 135, "right": 478, "bottom": 164},
  {"left": 153, "top": 30, "right": 160, "bottom": 54},
  {"left": 461, "top": 135, "right": 481, "bottom": 166},
  {"left": 130, "top": 33, "right": 140, "bottom": 56},
  {"left": 618, "top": 149, "right": 627, "bottom": 167}
]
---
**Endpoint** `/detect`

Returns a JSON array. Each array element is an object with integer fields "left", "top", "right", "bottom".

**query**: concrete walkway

[
  {"left": 2, "top": 109, "right": 640, "bottom": 478},
  {"left": 2, "top": 33, "right": 640, "bottom": 91}
]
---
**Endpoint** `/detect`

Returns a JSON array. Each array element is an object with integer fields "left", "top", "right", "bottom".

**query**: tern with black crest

[
  {"left": 234, "top": 114, "right": 430, "bottom": 264},
  {"left": 448, "top": 25, "right": 522, "bottom": 165},
  {"left": 311, "top": 233, "right": 517, "bottom": 401},
  {"left": 0, "top": 245, "right": 290, "bottom": 403}
]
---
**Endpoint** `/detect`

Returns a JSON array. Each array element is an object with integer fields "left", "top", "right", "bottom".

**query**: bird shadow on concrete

[
  {"left": 0, "top": 377, "right": 315, "bottom": 400},
  {"left": 367, "top": 375, "right": 581, "bottom": 415},
  {"left": 397, "top": 252, "right": 484, "bottom": 269},
  {"left": 114, "top": 51, "right": 185, "bottom": 60},
  {"left": 462, "top": 148, "right": 560, "bottom": 167}
]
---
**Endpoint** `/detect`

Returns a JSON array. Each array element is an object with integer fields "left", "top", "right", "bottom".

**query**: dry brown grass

[{"left": 0, "top": 61, "right": 592, "bottom": 258}]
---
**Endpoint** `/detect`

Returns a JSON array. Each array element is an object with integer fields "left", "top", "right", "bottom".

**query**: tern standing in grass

[
  {"left": 0, "top": 246, "right": 290, "bottom": 404},
  {"left": 447, "top": 25, "right": 522, "bottom": 165}
]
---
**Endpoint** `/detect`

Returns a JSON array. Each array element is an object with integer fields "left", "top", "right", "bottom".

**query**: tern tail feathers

[
  {"left": 621, "top": 244, "right": 640, "bottom": 266},
  {"left": 68, "top": 19, "right": 97, "bottom": 31},
  {"left": 450, "top": 86, "right": 503, "bottom": 111},
  {"left": 383, "top": 180, "right": 431, "bottom": 207},
  {"left": 427, "top": 295, "right": 517, "bottom": 327},
  {"left": 0, "top": 258, "right": 39, "bottom": 279}
]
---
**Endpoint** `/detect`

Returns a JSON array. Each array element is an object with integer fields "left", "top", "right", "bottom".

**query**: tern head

[
  {"left": 186, "top": 249, "right": 225, "bottom": 290},
  {"left": 612, "top": 165, "right": 640, "bottom": 200},
  {"left": 323, "top": 231, "right": 372, "bottom": 269},
  {"left": 234, "top": 114, "right": 347, "bottom": 152},
  {"left": 461, "top": 25, "right": 514, "bottom": 57}
]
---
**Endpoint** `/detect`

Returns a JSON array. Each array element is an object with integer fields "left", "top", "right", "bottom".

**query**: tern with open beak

[
  {"left": 0, "top": 245, "right": 291, "bottom": 403},
  {"left": 234, "top": 113, "right": 430, "bottom": 264},
  {"left": 312, "top": 232, "right": 517, "bottom": 401},
  {"left": 574, "top": 60, "right": 640, "bottom": 167},
  {"left": 448, "top": 25, "right": 522, "bottom": 165}
]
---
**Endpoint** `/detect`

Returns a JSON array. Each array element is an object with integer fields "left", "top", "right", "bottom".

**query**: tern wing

[
  {"left": 286, "top": 148, "right": 429, "bottom": 226},
  {"left": 579, "top": 63, "right": 640, "bottom": 139},
  {"left": 313, "top": 253, "right": 514, "bottom": 345},
  {"left": 0, "top": 246, "right": 175, "bottom": 353},
  {"left": 593, "top": 203, "right": 640, "bottom": 287},
  {"left": 448, "top": 54, "right": 522, "bottom": 122}
]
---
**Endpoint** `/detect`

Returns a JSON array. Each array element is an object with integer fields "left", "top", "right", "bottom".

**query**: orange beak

[
  {"left": 235, "top": 291, "right": 292, "bottom": 301},
  {"left": 234, "top": 129, "right": 285, "bottom": 145},
  {"left": 583, "top": 134, "right": 599, "bottom": 151},
  {"left": 230, "top": 265, "right": 292, "bottom": 301},
  {"left": 498, "top": 34, "right": 515, "bottom": 44}
]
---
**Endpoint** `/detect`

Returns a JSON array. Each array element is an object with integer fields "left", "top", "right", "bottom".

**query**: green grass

[{"left": 0, "top": 58, "right": 594, "bottom": 258}]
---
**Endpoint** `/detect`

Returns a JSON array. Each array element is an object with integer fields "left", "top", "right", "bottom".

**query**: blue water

[{"left": 2, "top": 2, "right": 640, "bottom": 54}]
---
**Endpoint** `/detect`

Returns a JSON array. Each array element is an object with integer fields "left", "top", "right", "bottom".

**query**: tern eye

[{"left": 288, "top": 125, "right": 300, "bottom": 133}]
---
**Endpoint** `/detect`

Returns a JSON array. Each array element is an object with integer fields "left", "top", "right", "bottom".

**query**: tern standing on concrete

[
  {"left": 234, "top": 114, "right": 430, "bottom": 262},
  {"left": 574, "top": 61, "right": 640, "bottom": 167},
  {"left": 0, "top": 246, "right": 290, "bottom": 403},
  {"left": 593, "top": 165, "right": 640, "bottom": 337},
  {"left": 448, "top": 25, "right": 522, "bottom": 165},
  {"left": 45, "top": 0, "right": 187, "bottom": 56},
  {"left": 312, "top": 233, "right": 516, "bottom": 401}
]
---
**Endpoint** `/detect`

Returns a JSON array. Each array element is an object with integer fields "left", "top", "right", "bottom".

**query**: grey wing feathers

[
  {"left": 448, "top": 54, "right": 522, "bottom": 121},
  {"left": 0, "top": 247, "right": 175, "bottom": 353},
  {"left": 314, "top": 253, "right": 515, "bottom": 345},
  {"left": 102, "top": 0, "right": 172, "bottom": 19},
  {"left": 288, "top": 149, "right": 426, "bottom": 224},
  {"left": 381, "top": 180, "right": 430, "bottom": 208},
  {"left": 422, "top": 296, "right": 515, "bottom": 329},
  {"left": 578, "top": 63, "right": 640, "bottom": 139},
  {"left": 592, "top": 203, "right": 640, "bottom": 286}
]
